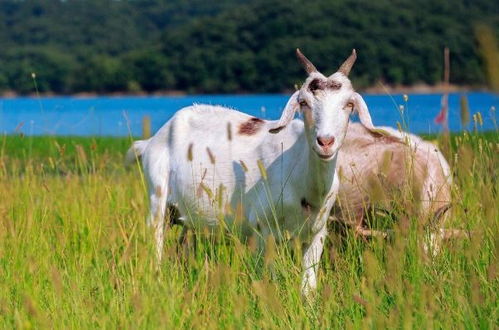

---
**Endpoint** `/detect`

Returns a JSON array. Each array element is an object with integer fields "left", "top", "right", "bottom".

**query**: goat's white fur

[{"left": 128, "top": 49, "right": 375, "bottom": 295}]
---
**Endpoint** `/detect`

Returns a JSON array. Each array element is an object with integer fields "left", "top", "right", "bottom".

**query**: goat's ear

[
  {"left": 352, "top": 92, "right": 375, "bottom": 130},
  {"left": 269, "top": 91, "right": 300, "bottom": 134},
  {"left": 352, "top": 92, "right": 395, "bottom": 137}
]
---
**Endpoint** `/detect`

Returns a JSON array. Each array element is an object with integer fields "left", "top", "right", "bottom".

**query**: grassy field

[{"left": 0, "top": 131, "right": 497, "bottom": 328}]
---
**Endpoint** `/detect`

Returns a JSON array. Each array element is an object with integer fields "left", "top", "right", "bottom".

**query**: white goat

[
  {"left": 127, "top": 49, "right": 378, "bottom": 294},
  {"left": 333, "top": 123, "right": 452, "bottom": 251}
]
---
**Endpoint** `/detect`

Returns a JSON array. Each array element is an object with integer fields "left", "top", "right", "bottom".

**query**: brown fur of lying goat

[{"left": 332, "top": 123, "right": 452, "bottom": 252}]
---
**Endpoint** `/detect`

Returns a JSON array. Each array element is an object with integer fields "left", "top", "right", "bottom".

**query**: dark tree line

[{"left": 0, "top": 0, "right": 497, "bottom": 94}]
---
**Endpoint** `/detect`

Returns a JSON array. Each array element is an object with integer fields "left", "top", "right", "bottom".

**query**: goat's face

[
  {"left": 270, "top": 49, "right": 376, "bottom": 162},
  {"left": 297, "top": 71, "right": 355, "bottom": 160}
]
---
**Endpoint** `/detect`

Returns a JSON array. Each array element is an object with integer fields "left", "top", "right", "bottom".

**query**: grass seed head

[
  {"left": 206, "top": 147, "right": 216, "bottom": 164},
  {"left": 187, "top": 143, "right": 193, "bottom": 161}
]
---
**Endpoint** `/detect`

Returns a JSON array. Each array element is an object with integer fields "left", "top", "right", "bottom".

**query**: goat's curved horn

[
  {"left": 296, "top": 48, "right": 317, "bottom": 74},
  {"left": 338, "top": 49, "right": 357, "bottom": 76},
  {"left": 269, "top": 91, "right": 300, "bottom": 134}
]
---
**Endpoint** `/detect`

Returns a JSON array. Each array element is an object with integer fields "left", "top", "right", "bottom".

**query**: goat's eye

[
  {"left": 345, "top": 102, "right": 354, "bottom": 110},
  {"left": 299, "top": 100, "right": 308, "bottom": 107}
]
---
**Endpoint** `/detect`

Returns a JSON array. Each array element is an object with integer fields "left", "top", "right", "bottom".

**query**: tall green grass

[{"left": 0, "top": 132, "right": 496, "bottom": 328}]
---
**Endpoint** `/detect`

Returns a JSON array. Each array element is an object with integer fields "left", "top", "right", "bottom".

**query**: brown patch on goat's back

[{"left": 238, "top": 117, "right": 264, "bottom": 136}]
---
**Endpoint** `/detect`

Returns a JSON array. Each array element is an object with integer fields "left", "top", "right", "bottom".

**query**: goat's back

[{"left": 139, "top": 104, "right": 307, "bottom": 228}]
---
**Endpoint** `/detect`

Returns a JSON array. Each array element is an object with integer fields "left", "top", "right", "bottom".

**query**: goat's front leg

[{"left": 301, "top": 225, "right": 327, "bottom": 297}]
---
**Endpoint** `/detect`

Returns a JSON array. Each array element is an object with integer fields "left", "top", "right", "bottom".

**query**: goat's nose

[{"left": 317, "top": 136, "right": 335, "bottom": 148}]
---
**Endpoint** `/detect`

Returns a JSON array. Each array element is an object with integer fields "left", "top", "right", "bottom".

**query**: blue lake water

[{"left": 0, "top": 92, "right": 496, "bottom": 136}]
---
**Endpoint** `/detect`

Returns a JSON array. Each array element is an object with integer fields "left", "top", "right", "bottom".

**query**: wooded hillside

[{"left": 0, "top": 0, "right": 497, "bottom": 94}]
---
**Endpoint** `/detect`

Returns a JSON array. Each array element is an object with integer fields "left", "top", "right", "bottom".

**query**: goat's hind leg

[
  {"left": 147, "top": 183, "right": 169, "bottom": 262},
  {"left": 423, "top": 203, "right": 452, "bottom": 256}
]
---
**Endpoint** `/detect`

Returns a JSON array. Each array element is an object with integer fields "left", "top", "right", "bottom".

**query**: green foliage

[
  {"left": 1, "top": 47, "right": 75, "bottom": 94},
  {"left": 122, "top": 50, "right": 176, "bottom": 92},
  {"left": 0, "top": 0, "right": 497, "bottom": 94},
  {"left": 71, "top": 55, "right": 130, "bottom": 93}
]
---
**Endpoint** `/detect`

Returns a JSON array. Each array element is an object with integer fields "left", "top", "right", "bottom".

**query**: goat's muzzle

[{"left": 317, "top": 136, "right": 335, "bottom": 148}]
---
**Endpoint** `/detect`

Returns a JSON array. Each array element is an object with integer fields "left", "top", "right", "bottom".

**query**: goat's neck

[{"left": 302, "top": 139, "right": 337, "bottom": 204}]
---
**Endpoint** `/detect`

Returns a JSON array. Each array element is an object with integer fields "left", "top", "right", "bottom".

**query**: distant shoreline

[
  {"left": 361, "top": 83, "right": 488, "bottom": 95},
  {"left": 0, "top": 83, "right": 491, "bottom": 99}
]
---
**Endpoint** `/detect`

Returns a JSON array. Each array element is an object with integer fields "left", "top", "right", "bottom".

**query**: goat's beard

[{"left": 312, "top": 145, "right": 337, "bottom": 161}]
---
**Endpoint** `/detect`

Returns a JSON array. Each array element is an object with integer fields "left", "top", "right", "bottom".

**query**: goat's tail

[{"left": 125, "top": 139, "right": 150, "bottom": 165}]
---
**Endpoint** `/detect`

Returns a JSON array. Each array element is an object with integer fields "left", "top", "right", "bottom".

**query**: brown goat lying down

[{"left": 332, "top": 123, "right": 452, "bottom": 247}]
